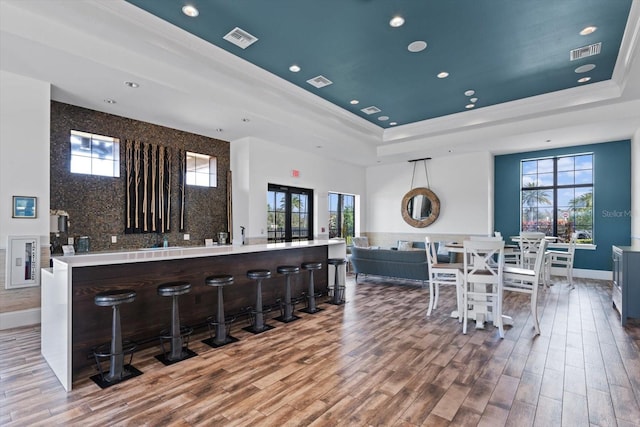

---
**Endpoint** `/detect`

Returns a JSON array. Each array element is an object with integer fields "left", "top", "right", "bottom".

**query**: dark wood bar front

[
  {"left": 42, "top": 241, "right": 345, "bottom": 390},
  {"left": 70, "top": 245, "right": 328, "bottom": 377}
]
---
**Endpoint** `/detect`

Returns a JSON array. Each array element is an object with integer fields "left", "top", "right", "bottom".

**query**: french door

[{"left": 267, "top": 184, "right": 313, "bottom": 242}]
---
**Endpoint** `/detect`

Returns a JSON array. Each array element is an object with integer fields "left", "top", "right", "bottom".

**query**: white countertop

[{"left": 51, "top": 240, "right": 344, "bottom": 268}]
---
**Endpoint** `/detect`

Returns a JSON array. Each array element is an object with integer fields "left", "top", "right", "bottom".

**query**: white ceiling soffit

[{"left": 1, "top": 0, "right": 639, "bottom": 166}]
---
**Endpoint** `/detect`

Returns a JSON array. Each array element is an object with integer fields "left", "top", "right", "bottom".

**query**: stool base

[
  {"left": 154, "top": 348, "right": 198, "bottom": 366},
  {"left": 274, "top": 314, "right": 301, "bottom": 323},
  {"left": 90, "top": 364, "right": 143, "bottom": 389},
  {"left": 202, "top": 335, "right": 239, "bottom": 348},
  {"left": 300, "top": 306, "right": 323, "bottom": 314},
  {"left": 243, "top": 323, "right": 275, "bottom": 334}
]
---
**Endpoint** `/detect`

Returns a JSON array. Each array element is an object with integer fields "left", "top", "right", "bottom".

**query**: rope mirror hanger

[{"left": 401, "top": 158, "right": 440, "bottom": 228}]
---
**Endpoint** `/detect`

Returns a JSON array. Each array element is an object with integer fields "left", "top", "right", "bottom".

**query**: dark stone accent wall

[{"left": 50, "top": 101, "right": 230, "bottom": 251}]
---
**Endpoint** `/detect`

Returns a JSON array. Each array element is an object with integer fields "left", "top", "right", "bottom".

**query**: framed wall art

[{"left": 12, "top": 196, "right": 37, "bottom": 218}]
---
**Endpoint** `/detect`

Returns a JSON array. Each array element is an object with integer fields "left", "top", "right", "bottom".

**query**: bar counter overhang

[{"left": 41, "top": 240, "right": 346, "bottom": 391}]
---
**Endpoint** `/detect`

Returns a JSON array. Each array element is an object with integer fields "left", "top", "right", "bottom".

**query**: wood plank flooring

[{"left": 1, "top": 275, "right": 639, "bottom": 426}]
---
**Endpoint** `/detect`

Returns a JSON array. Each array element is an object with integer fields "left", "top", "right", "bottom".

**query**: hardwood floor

[{"left": 1, "top": 275, "right": 639, "bottom": 426}]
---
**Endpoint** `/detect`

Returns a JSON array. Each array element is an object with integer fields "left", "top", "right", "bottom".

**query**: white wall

[
  {"left": 365, "top": 152, "right": 494, "bottom": 235},
  {"left": 633, "top": 127, "right": 640, "bottom": 242},
  {"left": 0, "top": 71, "right": 50, "bottom": 249},
  {"left": 231, "top": 137, "right": 367, "bottom": 243}
]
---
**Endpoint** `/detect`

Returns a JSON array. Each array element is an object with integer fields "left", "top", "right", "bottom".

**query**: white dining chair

[
  {"left": 495, "top": 231, "right": 520, "bottom": 265},
  {"left": 425, "top": 237, "right": 463, "bottom": 319},
  {"left": 517, "top": 232, "right": 546, "bottom": 269},
  {"left": 545, "top": 232, "right": 578, "bottom": 289},
  {"left": 462, "top": 239, "right": 505, "bottom": 337},
  {"left": 503, "top": 239, "right": 548, "bottom": 335}
]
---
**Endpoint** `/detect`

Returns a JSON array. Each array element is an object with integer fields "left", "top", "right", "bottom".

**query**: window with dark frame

[
  {"left": 267, "top": 184, "right": 313, "bottom": 242},
  {"left": 521, "top": 153, "right": 593, "bottom": 243},
  {"left": 328, "top": 192, "right": 355, "bottom": 244}
]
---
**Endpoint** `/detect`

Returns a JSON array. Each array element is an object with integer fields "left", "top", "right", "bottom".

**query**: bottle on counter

[{"left": 163, "top": 235, "right": 169, "bottom": 248}]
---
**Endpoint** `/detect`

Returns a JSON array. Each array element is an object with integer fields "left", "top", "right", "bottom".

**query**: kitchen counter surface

[{"left": 52, "top": 239, "right": 344, "bottom": 267}]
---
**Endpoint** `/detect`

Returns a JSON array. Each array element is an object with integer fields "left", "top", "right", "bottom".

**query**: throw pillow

[
  {"left": 398, "top": 241, "right": 413, "bottom": 251},
  {"left": 436, "top": 241, "right": 450, "bottom": 255},
  {"left": 352, "top": 237, "right": 370, "bottom": 248}
]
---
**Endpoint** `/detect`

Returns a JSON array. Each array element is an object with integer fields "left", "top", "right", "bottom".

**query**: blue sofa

[
  {"left": 350, "top": 241, "right": 455, "bottom": 284},
  {"left": 350, "top": 246, "right": 428, "bottom": 283}
]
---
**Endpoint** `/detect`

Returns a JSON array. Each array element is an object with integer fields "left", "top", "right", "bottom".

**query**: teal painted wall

[{"left": 494, "top": 140, "right": 631, "bottom": 271}]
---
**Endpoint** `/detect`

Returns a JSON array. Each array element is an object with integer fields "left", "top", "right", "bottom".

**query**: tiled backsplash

[{"left": 50, "top": 102, "right": 231, "bottom": 252}]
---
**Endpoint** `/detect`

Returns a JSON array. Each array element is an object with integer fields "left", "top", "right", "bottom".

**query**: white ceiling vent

[
  {"left": 306, "top": 75, "right": 333, "bottom": 88},
  {"left": 361, "top": 106, "right": 381, "bottom": 115},
  {"left": 223, "top": 27, "right": 258, "bottom": 49},
  {"left": 570, "top": 42, "right": 601, "bottom": 61}
]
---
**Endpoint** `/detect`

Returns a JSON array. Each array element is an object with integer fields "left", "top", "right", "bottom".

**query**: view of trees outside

[
  {"left": 329, "top": 193, "right": 355, "bottom": 244},
  {"left": 267, "top": 190, "right": 286, "bottom": 242},
  {"left": 521, "top": 154, "right": 593, "bottom": 243},
  {"left": 290, "top": 194, "right": 309, "bottom": 240},
  {"left": 267, "top": 190, "right": 310, "bottom": 242}
]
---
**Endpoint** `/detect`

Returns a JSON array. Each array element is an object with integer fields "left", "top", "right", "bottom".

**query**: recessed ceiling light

[
  {"left": 350, "top": 99, "right": 359, "bottom": 105},
  {"left": 216, "top": 128, "right": 223, "bottom": 132},
  {"left": 389, "top": 122, "right": 397, "bottom": 126},
  {"left": 407, "top": 41, "right": 427, "bottom": 53},
  {"left": 546, "top": 139, "right": 551, "bottom": 142},
  {"left": 470, "top": 97, "right": 478, "bottom": 103},
  {"left": 437, "top": 72, "right": 449, "bottom": 79},
  {"left": 104, "top": 99, "right": 116, "bottom": 104},
  {"left": 241, "top": 118, "right": 250, "bottom": 122},
  {"left": 389, "top": 16, "right": 405, "bottom": 28},
  {"left": 464, "top": 90, "right": 475, "bottom": 96},
  {"left": 575, "top": 64, "right": 596, "bottom": 73},
  {"left": 580, "top": 26, "right": 597, "bottom": 36},
  {"left": 316, "top": 145, "right": 323, "bottom": 149},
  {"left": 182, "top": 5, "right": 199, "bottom": 17},
  {"left": 578, "top": 76, "right": 591, "bottom": 83},
  {"left": 124, "top": 81, "right": 139, "bottom": 88},
  {"left": 465, "top": 104, "right": 475, "bottom": 109},
  {"left": 378, "top": 116, "right": 389, "bottom": 121},
  {"left": 289, "top": 64, "right": 301, "bottom": 73}
]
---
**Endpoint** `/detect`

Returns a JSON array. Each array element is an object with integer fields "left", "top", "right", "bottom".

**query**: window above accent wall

[
  {"left": 185, "top": 151, "right": 217, "bottom": 187},
  {"left": 69, "top": 130, "right": 120, "bottom": 177},
  {"left": 520, "top": 153, "right": 593, "bottom": 243}
]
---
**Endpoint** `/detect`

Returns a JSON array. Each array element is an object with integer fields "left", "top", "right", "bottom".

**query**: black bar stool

[
  {"left": 244, "top": 269, "right": 275, "bottom": 334},
  {"left": 203, "top": 274, "right": 239, "bottom": 347},
  {"left": 275, "top": 265, "right": 301, "bottom": 323},
  {"left": 300, "top": 262, "right": 323, "bottom": 314},
  {"left": 155, "top": 282, "right": 197, "bottom": 365},
  {"left": 90, "top": 289, "right": 142, "bottom": 388},
  {"left": 327, "top": 258, "right": 347, "bottom": 305}
]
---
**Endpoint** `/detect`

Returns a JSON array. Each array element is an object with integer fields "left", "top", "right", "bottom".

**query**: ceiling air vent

[
  {"left": 361, "top": 106, "right": 381, "bottom": 115},
  {"left": 306, "top": 75, "right": 333, "bottom": 88},
  {"left": 223, "top": 27, "right": 258, "bottom": 49},
  {"left": 570, "top": 42, "right": 601, "bottom": 61}
]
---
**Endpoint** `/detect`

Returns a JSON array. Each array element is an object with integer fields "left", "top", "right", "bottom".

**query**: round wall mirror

[{"left": 401, "top": 187, "right": 440, "bottom": 228}]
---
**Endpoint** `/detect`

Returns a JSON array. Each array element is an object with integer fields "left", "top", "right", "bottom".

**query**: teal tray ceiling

[{"left": 125, "top": 0, "right": 632, "bottom": 128}]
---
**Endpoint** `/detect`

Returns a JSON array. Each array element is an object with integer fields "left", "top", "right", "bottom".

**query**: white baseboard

[
  {"left": 0, "top": 308, "right": 41, "bottom": 330},
  {"left": 549, "top": 267, "right": 612, "bottom": 281}
]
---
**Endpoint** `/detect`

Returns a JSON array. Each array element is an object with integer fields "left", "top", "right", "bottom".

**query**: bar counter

[{"left": 41, "top": 240, "right": 346, "bottom": 391}]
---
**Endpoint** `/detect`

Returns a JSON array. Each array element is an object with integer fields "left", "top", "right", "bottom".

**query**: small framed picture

[{"left": 12, "top": 196, "right": 37, "bottom": 218}]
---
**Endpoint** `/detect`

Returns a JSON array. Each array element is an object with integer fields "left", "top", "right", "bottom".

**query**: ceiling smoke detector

[
  {"left": 570, "top": 42, "right": 602, "bottom": 61},
  {"left": 306, "top": 75, "right": 333, "bottom": 88},
  {"left": 223, "top": 27, "right": 258, "bottom": 49}
]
